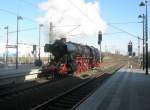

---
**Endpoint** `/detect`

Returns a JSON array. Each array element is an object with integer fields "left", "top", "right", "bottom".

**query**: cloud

[{"left": 37, "top": 0, "right": 107, "bottom": 43}]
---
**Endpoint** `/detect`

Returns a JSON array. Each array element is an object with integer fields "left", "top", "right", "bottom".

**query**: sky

[{"left": 0, "top": 0, "right": 150, "bottom": 56}]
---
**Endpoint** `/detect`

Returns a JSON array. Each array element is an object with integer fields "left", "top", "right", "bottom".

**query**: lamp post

[
  {"left": 139, "top": 0, "right": 148, "bottom": 75},
  {"left": 138, "top": 14, "right": 145, "bottom": 70},
  {"left": 4, "top": 26, "right": 9, "bottom": 66},
  {"left": 38, "top": 24, "right": 43, "bottom": 62},
  {"left": 16, "top": 16, "right": 23, "bottom": 69}
]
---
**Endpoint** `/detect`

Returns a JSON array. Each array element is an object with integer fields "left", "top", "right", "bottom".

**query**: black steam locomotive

[{"left": 42, "top": 38, "right": 100, "bottom": 76}]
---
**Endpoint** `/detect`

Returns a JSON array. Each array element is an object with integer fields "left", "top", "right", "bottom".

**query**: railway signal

[
  {"left": 128, "top": 41, "right": 133, "bottom": 56},
  {"left": 98, "top": 31, "right": 102, "bottom": 45},
  {"left": 33, "top": 45, "right": 36, "bottom": 51},
  {"left": 98, "top": 31, "right": 102, "bottom": 62},
  {"left": 32, "top": 45, "right": 37, "bottom": 64}
]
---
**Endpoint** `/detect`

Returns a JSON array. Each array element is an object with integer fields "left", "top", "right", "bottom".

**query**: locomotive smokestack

[{"left": 61, "top": 38, "right": 66, "bottom": 43}]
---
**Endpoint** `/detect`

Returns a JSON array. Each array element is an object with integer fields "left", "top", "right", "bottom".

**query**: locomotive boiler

[{"left": 42, "top": 38, "right": 100, "bottom": 76}]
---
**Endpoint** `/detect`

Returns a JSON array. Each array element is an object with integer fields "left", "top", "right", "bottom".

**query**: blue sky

[
  {"left": 0, "top": 0, "right": 149, "bottom": 55},
  {"left": 100, "top": 0, "right": 142, "bottom": 53}
]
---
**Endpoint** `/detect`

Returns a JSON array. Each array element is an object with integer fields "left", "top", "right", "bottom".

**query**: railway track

[
  {"left": 32, "top": 73, "right": 111, "bottom": 110},
  {"left": 0, "top": 74, "right": 88, "bottom": 110},
  {"left": 0, "top": 75, "right": 69, "bottom": 98},
  {"left": 0, "top": 62, "right": 124, "bottom": 99},
  {"left": 0, "top": 65, "right": 123, "bottom": 110}
]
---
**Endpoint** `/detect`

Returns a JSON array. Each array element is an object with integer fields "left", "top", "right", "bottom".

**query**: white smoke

[{"left": 37, "top": 0, "right": 107, "bottom": 43}]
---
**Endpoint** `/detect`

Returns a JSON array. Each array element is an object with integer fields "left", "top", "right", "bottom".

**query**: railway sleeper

[
  {"left": 53, "top": 102, "right": 74, "bottom": 108},
  {"left": 69, "top": 91, "right": 88, "bottom": 95},
  {"left": 47, "top": 105, "right": 68, "bottom": 110},
  {"left": 58, "top": 99, "right": 77, "bottom": 105},
  {"left": 65, "top": 95, "right": 83, "bottom": 100},
  {"left": 66, "top": 94, "right": 85, "bottom": 98},
  {"left": 62, "top": 97, "right": 81, "bottom": 102}
]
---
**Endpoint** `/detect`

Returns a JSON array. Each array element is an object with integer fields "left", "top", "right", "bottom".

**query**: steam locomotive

[{"left": 42, "top": 38, "right": 100, "bottom": 76}]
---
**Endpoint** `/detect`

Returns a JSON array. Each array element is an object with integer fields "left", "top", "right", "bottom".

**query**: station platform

[
  {"left": 0, "top": 64, "right": 39, "bottom": 76},
  {"left": 0, "top": 64, "right": 41, "bottom": 86},
  {"left": 76, "top": 68, "right": 150, "bottom": 110}
]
